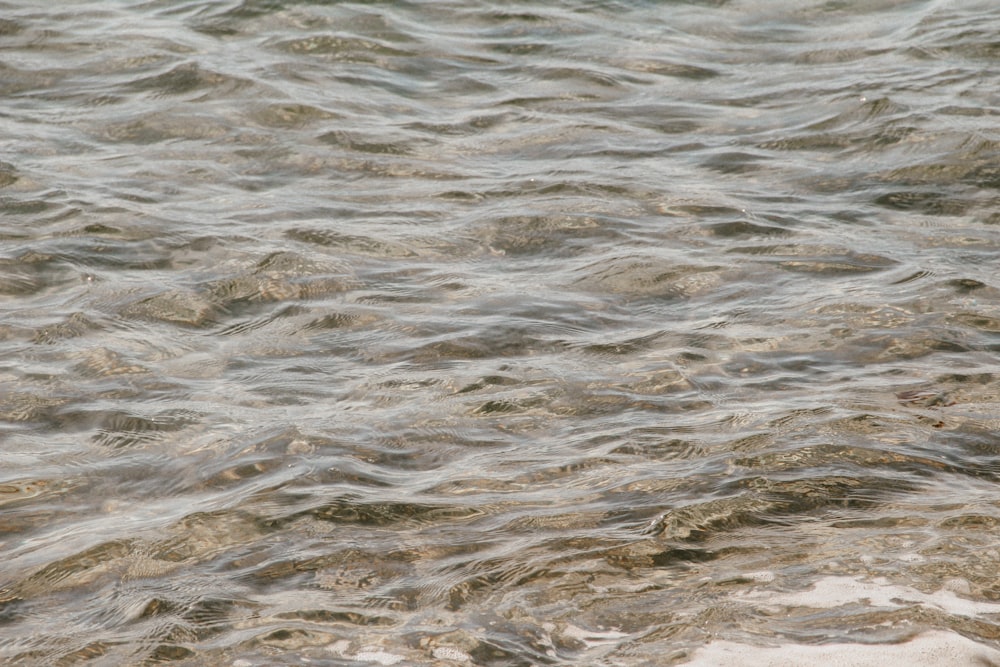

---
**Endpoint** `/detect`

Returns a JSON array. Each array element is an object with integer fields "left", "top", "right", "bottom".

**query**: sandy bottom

[
  {"left": 684, "top": 630, "right": 1000, "bottom": 666},
  {"left": 682, "top": 574, "right": 1000, "bottom": 666}
]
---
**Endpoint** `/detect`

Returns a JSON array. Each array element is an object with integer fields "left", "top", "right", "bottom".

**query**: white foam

[
  {"left": 326, "top": 641, "right": 405, "bottom": 666},
  {"left": 561, "top": 624, "right": 630, "bottom": 648},
  {"left": 432, "top": 646, "right": 473, "bottom": 662},
  {"left": 683, "top": 630, "right": 1000, "bottom": 666},
  {"left": 352, "top": 649, "right": 405, "bottom": 666}
]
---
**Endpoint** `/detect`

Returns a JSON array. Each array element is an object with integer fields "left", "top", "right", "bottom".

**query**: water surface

[{"left": 2, "top": 0, "right": 1000, "bottom": 664}]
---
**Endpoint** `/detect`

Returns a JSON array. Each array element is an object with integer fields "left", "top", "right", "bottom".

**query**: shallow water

[{"left": 2, "top": 0, "right": 1000, "bottom": 664}]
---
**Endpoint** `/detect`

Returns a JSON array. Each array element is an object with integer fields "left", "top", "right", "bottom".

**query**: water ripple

[{"left": 1, "top": 0, "right": 1000, "bottom": 664}]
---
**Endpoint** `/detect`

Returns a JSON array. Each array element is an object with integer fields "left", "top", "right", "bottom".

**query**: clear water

[{"left": 2, "top": 0, "right": 1000, "bottom": 664}]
